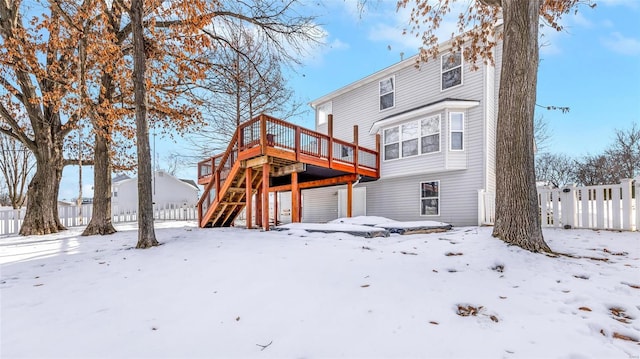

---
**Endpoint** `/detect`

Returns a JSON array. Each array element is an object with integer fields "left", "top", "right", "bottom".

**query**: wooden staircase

[{"left": 197, "top": 114, "right": 380, "bottom": 230}]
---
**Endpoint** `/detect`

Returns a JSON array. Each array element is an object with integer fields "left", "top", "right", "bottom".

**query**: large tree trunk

[
  {"left": 131, "top": 0, "right": 158, "bottom": 249},
  {"left": 20, "top": 135, "right": 65, "bottom": 236},
  {"left": 492, "top": 0, "right": 551, "bottom": 252},
  {"left": 82, "top": 132, "right": 117, "bottom": 236}
]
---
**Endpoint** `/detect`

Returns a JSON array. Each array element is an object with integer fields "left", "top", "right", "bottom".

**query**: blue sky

[{"left": 58, "top": 0, "right": 640, "bottom": 200}]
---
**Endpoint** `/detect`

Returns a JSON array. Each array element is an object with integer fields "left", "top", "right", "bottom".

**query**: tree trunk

[
  {"left": 82, "top": 132, "right": 117, "bottom": 236},
  {"left": 491, "top": 0, "right": 551, "bottom": 252},
  {"left": 131, "top": 0, "right": 158, "bottom": 249},
  {"left": 19, "top": 136, "right": 64, "bottom": 235}
]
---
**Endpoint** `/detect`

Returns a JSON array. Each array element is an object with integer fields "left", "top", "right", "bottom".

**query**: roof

[
  {"left": 112, "top": 174, "right": 131, "bottom": 183},
  {"left": 180, "top": 179, "right": 199, "bottom": 190},
  {"left": 369, "top": 99, "right": 481, "bottom": 134},
  {"left": 309, "top": 21, "right": 503, "bottom": 108}
]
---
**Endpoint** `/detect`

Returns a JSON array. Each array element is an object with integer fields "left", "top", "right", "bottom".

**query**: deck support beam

[
  {"left": 291, "top": 171, "right": 301, "bottom": 223},
  {"left": 262, "top": 162, "right": 270, "bottom": 231},
  {"left": 245, "top": 167, "right": 253, "bottom": 229},
  {"left": 347, "top": 181, "right": 353, "bottom": 218}
]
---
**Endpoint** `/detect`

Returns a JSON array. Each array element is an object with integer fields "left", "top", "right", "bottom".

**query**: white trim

[
  {"left": 441, "top": 49, "right": 464, "bottom": 91},
  {"left": 369, "top": 100, "right": 479, "bottom": 134},
  {"left": 449, "top": 112, "right": 465, "bottom": 151},
  {"left": 379, "top": 75, "right": 395, "bottom": 111},
  {"left": 382, "top": 114, "right": 441, "bottom": 162},
  {"left": 309, "top": 22, "right": 503, "bottom": 108},
  {"left": 420, "top": 180, "right": 440, "bottom": 216}
]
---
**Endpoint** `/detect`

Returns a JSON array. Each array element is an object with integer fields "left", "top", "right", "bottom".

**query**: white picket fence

[
  {"left": 478, "top": 177, "right": 639, "bottom": 231},
  {"left": 0, "top": 202, "right": 197, "bottom": 237},
  {"left": 538, "top": 178, "right": 639, "bottom": 231}
]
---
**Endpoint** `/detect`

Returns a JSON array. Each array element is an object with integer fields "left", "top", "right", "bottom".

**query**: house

[
  {"left": 112, "top": 170, "right": 200, "bottom": 213},
  {"left": 196, "top": 32, "right": 502, "bottom": 229},
  {"left": 299, "top": 38, "right": 502, "bottom": 226}
]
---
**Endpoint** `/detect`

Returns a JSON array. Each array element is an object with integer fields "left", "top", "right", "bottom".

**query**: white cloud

[
  {"left": 366, "top": 1, "right": 465, "bottom": 55},
  {"left": 601, "top": 31, "right": 640, "bottom": 55}
]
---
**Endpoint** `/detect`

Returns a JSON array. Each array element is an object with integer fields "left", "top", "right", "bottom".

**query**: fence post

[
  {"left": 477, "top": 189, "right": 485, "bottom": 226},
  {"left": 560, "top": 184, "right": 577, "bottom": 229},
  {"left": 635, "top": 177, "right": 640, "bottom": 231},
  {"left": 620, "top": 178, "right": 633, "bottom": 231}
]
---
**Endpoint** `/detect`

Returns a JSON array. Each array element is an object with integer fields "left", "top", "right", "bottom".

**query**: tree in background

[
  {"left": 606, "top": 122, "right": 640, "bottom": 180},
  {"left": 535, "top": 153, "right": 576, "bottom": 188},
  {"left": 187, "top": 10, "right": 311, "bottom": 156},
  {"left": 399, "top": 0, "right": 595, "bottom": 252},
  {"left": 0, "top": 134, "right": 34, "bottom": 208}
]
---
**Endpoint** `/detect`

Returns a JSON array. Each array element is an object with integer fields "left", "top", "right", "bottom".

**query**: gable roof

[
  {"left": 112, "top": 174, "right": 131, "bottom": 183},
  {"left": 180, "top": 179, "right": 199, "bottom": 190}
]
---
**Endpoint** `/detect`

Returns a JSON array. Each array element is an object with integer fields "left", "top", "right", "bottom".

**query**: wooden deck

[{"left": 196, "top": 114, "right": 380, "bottom": 230}]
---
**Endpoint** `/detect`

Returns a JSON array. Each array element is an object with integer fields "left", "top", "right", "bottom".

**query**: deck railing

[{"left": 196, "top": 114, "right": 380, "bottom": 224}]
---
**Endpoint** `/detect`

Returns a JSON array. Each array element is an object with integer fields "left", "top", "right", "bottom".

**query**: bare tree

[
  {"left": 606, "top": 122, "right": 640, "bottom": 180},
  {"left": 189, "top": 20, "right": 310, "bottom": 156},
  {"left": 535, "top": 152, "right": 575, "bottom": 188},
  {"left": 534, "top": 115, "right": 551, "bottom": 153},
  {"left": 0, "top": 134, "right": 33, "bottom": 208},
  {"left": 574, "top": 154, "right": 619, "bottom": 186}
]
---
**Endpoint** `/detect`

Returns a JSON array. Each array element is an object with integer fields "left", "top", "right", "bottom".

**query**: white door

[{"left": 338, "top": 187, "right": 366, "bottom": 218}]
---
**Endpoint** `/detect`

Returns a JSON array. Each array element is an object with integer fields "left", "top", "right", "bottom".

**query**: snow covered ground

[{"left": 1, "top": 219, "right": 638, "bottom": 358}]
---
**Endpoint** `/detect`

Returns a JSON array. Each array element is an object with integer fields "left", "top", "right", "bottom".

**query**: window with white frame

[
  {"left": 383, "top": 127, "right": 400, "bottom": 160},
  {"left": 421, "top": 115, "right": 440, "bottom": 154},
  {"left": 317, "top": 102, "right": 332, "bottom": 125},
  {"left": 401, "top": 121, "right": 419, "bottom": 157},
  {"left": 441, "top": 50, "right": 463, "bottom": 90},
  {"left": 379, "top": 77, "right": 395, "bottom": 111},
  {"left": 449, "top": 112, "right": 464, "bottom": 151},
  {"left": 383, "top": 115, "right": 441, "bottom": 160},
  {"left": 420, "top": 180, "right": 439, "bottom": 216}
]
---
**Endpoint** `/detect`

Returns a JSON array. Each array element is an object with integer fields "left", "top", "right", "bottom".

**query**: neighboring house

[
  {"left": 300, "top": 37, "right": 502, "bottom": 226},
  {"left": 112, "top": 170, "right": 200, "bottom": 212}
]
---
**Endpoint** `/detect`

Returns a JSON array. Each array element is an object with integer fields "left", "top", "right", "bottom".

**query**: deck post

[
  {"left": 353, "top": 125, "right": 359, "bottom": 172},
  {"left": 347, "top": 181, "right": 353, "bottom": 218},
  {"left": 245, "top": 167, "right": 253, "bottom": 229},
  {"left": 262, "top": 162, "right": 270, "bottom": 230},
  {"left": 260, "top": 114, "right": 267, "bottom": 155},
  {"left": 255, "top": 186, "right": 262, "bottom": 227},
  {"left": 291, "top": 171, "right": 300, "bottom": 223},
  {"left": 273, "top": 191, "right": 279, "bottom": 226},
  {"left": 328, "top": 114, "right": 333, "bottom": 167},
  {"left": 295, "top": 127, "right": 301, "bottom": 161}
]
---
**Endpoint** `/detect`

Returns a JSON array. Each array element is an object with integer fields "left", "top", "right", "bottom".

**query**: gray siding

[
  {"left": 305, "top": 38, "right": 504, "bottom": 226},
  {"left": 301, "top": 186, "right": 341, "bottom": 223}
]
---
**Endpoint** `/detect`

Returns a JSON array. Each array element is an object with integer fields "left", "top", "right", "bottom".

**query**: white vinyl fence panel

[
  {"left": 1, "top": 202, "right": 197, "bottom": 237},
  {"left": 538, "top": 178, "right": 639, "bottom": 231}
]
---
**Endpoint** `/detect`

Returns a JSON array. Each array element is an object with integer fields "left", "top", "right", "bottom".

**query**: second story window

[
  {"left": 379, "top": 77, "right": 395, "bottom": 111},
  {"left": 421, "top": 115, "right": 441, "bottom": 154},
  {"left": 441, "top": 50, "right": 463, "bottom": 90}
]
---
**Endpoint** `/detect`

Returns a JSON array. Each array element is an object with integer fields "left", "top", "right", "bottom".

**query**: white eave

[{"left": 369, "top": 100, "right": 480, "bottom": 135}]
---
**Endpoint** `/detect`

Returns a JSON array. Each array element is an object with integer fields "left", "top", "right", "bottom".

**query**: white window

[
  {"left": 441, "top": 50, "right": 463, "bottom": 90},
  {"left": 421, "top": 115, "right": 440, "bottom": 154},
  {"left": 401, "top": 121, "right": 419, "bottom": 157},
  {"left": 383, "top": 115, "right": 441, "bottom": 161},
  {"left": 449, "top": 112, "right": 464, "bottom": 151},
  {"left": 379, "top": 77, "right": 394, "bottom": 111},
  {"left": 317, "top": 101, "right": 332, "bottom": 125},
  {"left": 420, "top": 181, "right": 439, "bottom": 216},
  {"left": 383, "top": 127, "right": 399, "bottom": 160}
]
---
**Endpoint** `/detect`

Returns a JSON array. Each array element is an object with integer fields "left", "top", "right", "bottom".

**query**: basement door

[{"left": 337, "top": 187, "right": 366, "bottom": 218}]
